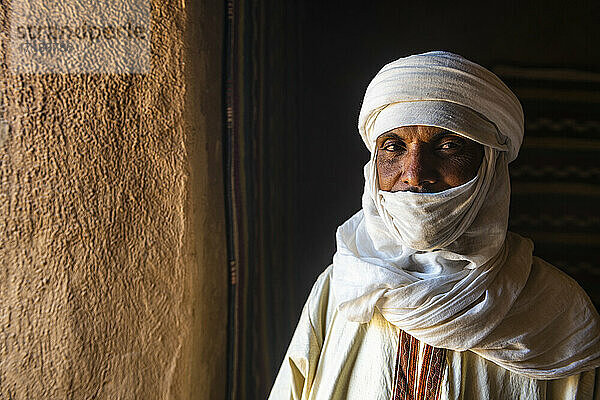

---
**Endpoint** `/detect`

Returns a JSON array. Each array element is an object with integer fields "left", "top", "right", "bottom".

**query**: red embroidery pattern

[
  {"left": 392, "top": 330, "right": 447, "bottom": 400},
  {"left": 394, "top": 331, "right": 411, "bottom": 399}
]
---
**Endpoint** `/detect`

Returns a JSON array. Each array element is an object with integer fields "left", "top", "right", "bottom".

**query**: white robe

[{"left": 268, "top": 265, "right": 600, "bottom": 400}]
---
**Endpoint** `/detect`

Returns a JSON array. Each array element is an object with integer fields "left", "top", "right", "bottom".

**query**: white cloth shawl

[{"left": 331, "top": 51, "right": 600, "bottom": 379}]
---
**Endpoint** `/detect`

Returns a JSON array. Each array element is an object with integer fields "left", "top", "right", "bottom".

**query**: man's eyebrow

[
  {"left": 377, "top": 132, "right": 401, "bottom": 142},
  {"left": 429, "top": 130, "right": 463, "bottom": 141}
]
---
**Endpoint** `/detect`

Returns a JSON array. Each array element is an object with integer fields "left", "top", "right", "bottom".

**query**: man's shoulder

[
  {"left": 305, "top": 265, "right": 335, "bottom": 311},
  {"left": 530, "top": 255, "right": 596, "bottom": 306},
  {"left": 301, "top": 265, "right": 339, "bottom": 340},
  {"left": 521, "top": 255, "right": 600, "bottom": 333}
]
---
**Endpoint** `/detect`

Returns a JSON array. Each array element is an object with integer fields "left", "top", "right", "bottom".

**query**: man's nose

[{"left": 401, "top": 149, "right": 437, "bottom": 188}]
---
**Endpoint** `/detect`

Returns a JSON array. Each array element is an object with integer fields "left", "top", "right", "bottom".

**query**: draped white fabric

[
  {"left": 268, "top": 266, "right": 600, "bottom": 399},
  {"left": 330, "top": 51, "right": 600, "bottom": 379}
]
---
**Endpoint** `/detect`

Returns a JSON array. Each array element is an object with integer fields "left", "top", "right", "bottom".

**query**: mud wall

[{"left": 0, "top": 0, "right": 226, "bottom": 398}]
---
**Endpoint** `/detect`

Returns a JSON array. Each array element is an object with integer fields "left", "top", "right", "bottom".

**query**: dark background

[{"left": 224, "top": 1, "right": 600, "bottom": 398}]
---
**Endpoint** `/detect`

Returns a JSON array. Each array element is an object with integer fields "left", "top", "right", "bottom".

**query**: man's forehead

[{"left": 376, "top": 126, "right": 466, "bottom": 143}]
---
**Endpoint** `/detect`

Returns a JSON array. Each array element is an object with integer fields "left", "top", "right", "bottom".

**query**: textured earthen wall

[{"left": 0, "top": 0, "right": 226, "bottom": 398}]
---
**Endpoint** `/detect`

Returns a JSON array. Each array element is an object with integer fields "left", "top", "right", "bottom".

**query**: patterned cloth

[{"left": 393, "top": 330, "right": 447, "bottom": 400}]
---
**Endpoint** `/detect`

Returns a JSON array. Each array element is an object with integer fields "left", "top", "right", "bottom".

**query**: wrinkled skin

[{"left": 376, "top": 126, "right": 484, "bottom": 193}]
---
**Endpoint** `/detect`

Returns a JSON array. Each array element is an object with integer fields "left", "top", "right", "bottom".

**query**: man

[{"left": 269, "top": 51, "right": 600, "bottom": 399}]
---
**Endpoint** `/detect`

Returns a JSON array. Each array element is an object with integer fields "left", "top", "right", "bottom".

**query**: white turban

[
  {"left": 358, "top": 51, "right": 524, "bottom": 162},
  {"left": 330, "top": 51, "right": 600, "bottom": 379}
]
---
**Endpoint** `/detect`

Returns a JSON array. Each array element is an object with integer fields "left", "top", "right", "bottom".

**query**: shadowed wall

[{"left": 0, "top": 0, "right": 226, "bottom": 399}]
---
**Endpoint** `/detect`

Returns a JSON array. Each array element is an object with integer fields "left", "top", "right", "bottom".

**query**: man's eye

[
  {"left": 439, "top": 141, "right": 463, "bottom": 150},
  {"left": 382, "top": 142, "right": 404, "bottom": 152}
]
